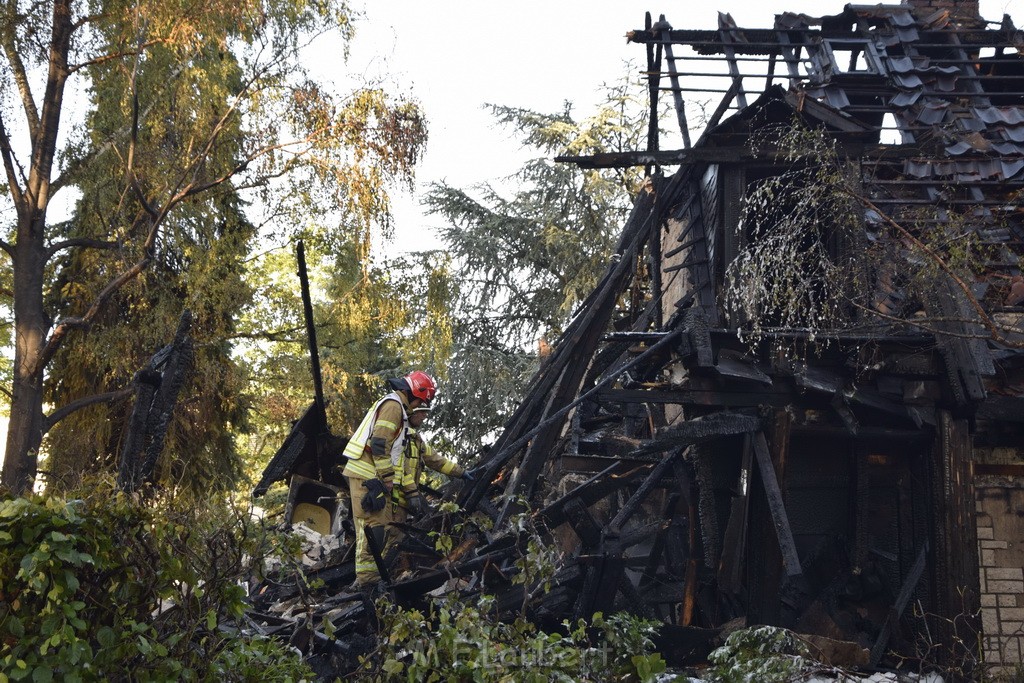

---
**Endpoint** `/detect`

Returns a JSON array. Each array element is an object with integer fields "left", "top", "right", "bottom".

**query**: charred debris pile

[{"left": 248, "top": 2, "right": 1024, "bottom": 678}]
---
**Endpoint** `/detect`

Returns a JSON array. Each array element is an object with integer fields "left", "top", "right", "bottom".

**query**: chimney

[{"left": 905, "top": 0, "right": 982, "bottom": 25}]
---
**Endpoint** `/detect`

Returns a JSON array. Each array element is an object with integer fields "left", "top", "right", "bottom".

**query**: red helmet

[{"left": 404, "top": 371, "right": 437, "bottom": 404}]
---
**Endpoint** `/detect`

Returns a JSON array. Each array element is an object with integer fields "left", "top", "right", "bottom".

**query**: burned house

[
  {"left": 252, "top": 0, "right": 1024, "bottom": 676},
  {"left": 458, "top": 0, "right": 1024, "bottom": 672}
]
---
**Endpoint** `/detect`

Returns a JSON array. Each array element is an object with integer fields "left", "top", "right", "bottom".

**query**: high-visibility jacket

[
  {"left": 342, "top": 391, "right": 409, "bottom": 481},
  {"left": 393, "top": 427, "right": 463, "bottom": 506}
]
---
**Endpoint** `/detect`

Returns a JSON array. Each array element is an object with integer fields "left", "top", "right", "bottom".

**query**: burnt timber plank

[
  {"left": 932, "top": 411, "right": 981, "bottom": 668},
  {"left": 928, "top": 276, "right": 990, "bottom": 405},
  {"left": 576, "top": 537, "right": 626, "bottom": 620},
  {"left": 975, "top": 396, "right": 1024, "bottom": 423},
  {"left": 717, "top": 434, "right": 752, "bottom": 593},
  {"left": 598, "top": 386, "right": 793, "bottom": 408},
  {"left": 555, "top": 142, "right": 919, "bottom": 169},
  {"left": 609, "top": 450, "right": 684, "bottom": 534},
  {"left": 492, "top": 325, "right": 686, "bottom": 521},
  {"left": 629, "top": 412, "right": 761, "bottom": 457},
  {"left": 578, "top": 453, "right": 684, "bottom": 620},
  {"left": 869, "top": 542, "right": 928, "bottom": 666},
  {"left": 714, "top": 354, "right": 772, "bottom": 384},
  {"left": 503, "top": 187, "right": 664, "bottom": 503},
  {"left": 620, "top": 520, "right": 669, "bottom": 551},
  {"left": 538, "top": 462, "right": 646, "bottom": 528},
  {"left": 462, "top": 323, "right": 677, "bottom": 512},
  {"left": 752, "top": 432, "right": 802, "bottom": 577},
  {"left": 640, "top": 494, "right": 679, "bottom": 593},
  {"left": 565, "top": 498, "right": 603, "bottom": 549},
  {"left": 683, "top": 307, "right": 714, "bottom": 368},
  {"left": 790, "top": 423, "right": 932, "bottom": 441},
  {"left": 794, "top": 365, "right": 843, "bottom": 395}
]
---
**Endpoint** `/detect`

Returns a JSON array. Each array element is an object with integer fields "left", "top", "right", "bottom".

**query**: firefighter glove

[
  {"left": 461, "top": 468, "right": 478, "bottom": 483},
  {"left": 361, "top": 478, "right": 389, "bottom": 513}
]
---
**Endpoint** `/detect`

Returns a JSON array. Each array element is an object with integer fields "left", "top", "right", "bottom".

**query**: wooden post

[{"left": 928, "top": 410, "right": 981, "bottom": 669}]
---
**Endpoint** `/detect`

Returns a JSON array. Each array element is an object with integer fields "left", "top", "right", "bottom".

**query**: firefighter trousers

[{"left": 347, "top": 475, "right": 392, "bottom": 583}]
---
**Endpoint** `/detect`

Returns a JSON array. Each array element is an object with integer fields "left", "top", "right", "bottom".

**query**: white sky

[{"left": 335, "top": 0, "right": 1023, "bottom": 254}]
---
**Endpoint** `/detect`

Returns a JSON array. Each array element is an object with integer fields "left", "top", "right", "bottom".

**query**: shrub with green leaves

[
  {"left": 361, "top": 595, "right": 669, "bottom": 683},
  {"left": 0, "top": 485, "right": 311, "bottom": 682},
  {"left": 706, "top": 625, "right": 814, "bottom": 683}
]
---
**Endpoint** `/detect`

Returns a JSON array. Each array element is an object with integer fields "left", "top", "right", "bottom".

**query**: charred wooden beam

[
  {"left": 575, "top": 437, "right": 652, "bottom": 459},
  {"left": 620, "top": 520, "right": 668, "bottom": 551},
  {"left": 464, "top": 312, "right": 686, "bottom": 514},
  {"left": 930, "top": 411, "right": 981, "bottom": 669},
  {"left": 717, "top": 434, "right": 753, "bottom": 593},
  {"left": 752, "top": 432, "right": 802, "bottom": 577},
  {"left": 391, "top": 548, "right": 515, "bottom": 603},
  {"left": 679, "top": 307, "right": 714, "bottom": 368},
  {"left": 565, "top": 498, "right": 603, "bottom": 549},
  {"left": 641, "top": 493, "right": 680, "bottom": 593},
  {"left": 852, "top": 449, "right": 870, "bottom": 572},
  {"left": 119, "top": 309, "right": 194, "bottom": 493},
  {"left": 630, "top": 412, "right": 761, "bottom": 458},
  {"left": 790, "top": 423, "right": 932, "bottom": 441},
  {"left": 555, "top": 140, "right": 924, "bottom": 169},
  {"left": 598, "top": 384, "right": 793, "bottom": 408},
  {"left": 576, "top": 537, "right": 626, "bottom": 619},
  {"left": 692, "top": 445, "right": 720, "bottom": 570},
  {"left": 713, "top": 354, "right": 772, "bottom": 384},
  {"left": 500, "top": 182, "right": 684, "bottom": 515},
  {"left": 538, "top": 462, "right": 644, "bottom": 528},
  {"left": 609, "top": 450, "right": 684, "bottom": 534},
  {"left": 869, "top": 542, "right": 928, "bottom": 666},
  {"left": 976, "top": 396, "right": 1024, "bottom": 423},
  {"left": 831, "top": 392, "right": 860, "bottom": 434},
  {"left": 794, "top": 365, "right": 843, "bottom": 395}
]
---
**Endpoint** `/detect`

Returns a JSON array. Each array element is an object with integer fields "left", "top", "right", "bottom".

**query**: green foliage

[
  {"left": 362, "top": 597, "right": 667, "bottom": 683},
  {"left": 0, "top": 482, "right": 311, "bottom": 682},
  {"left": 706, "top": 625, "right": 813, "bottom": 683},
  {"left": 421, "top": 77, "right": 648, "bottom": 452}
]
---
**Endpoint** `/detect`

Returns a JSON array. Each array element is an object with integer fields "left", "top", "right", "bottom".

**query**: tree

[
  {"left": 421, "top": 80, "right": 648, "bottom": 452},
  {"left": 0, "top": 0, "right": 426, "bottom": 493}
]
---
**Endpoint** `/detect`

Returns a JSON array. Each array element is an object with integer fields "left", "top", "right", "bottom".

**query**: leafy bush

[
  {"left": 706, "top": 625, "right": 813, "bottom": 683},
  {"left": 360, "top": 595, "right": 669, "bottom": 683},
  {"left": 0, "top": 483, "right": 311, "bottom": 682}
]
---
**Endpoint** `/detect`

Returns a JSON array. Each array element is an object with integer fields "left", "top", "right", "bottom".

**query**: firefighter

[
  {"left": 392, "top": 404, "right": 473, "bottom": 524},
  {"left": 341, "top": 370, "right": 436, "bottom": 587}
]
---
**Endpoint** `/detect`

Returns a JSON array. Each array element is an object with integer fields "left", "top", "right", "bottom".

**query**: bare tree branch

[
  {"left": 851, "top": 192, "right": 1016, "bottom": 347},
  {"left": 68, "top": 38, "right": 164, "bottom": 74},
  {"left": 45, "top": 237, "right": 120, "bottom": 259},
  {"left": 27, "top": 0, "right": 73, "bottom": 208},
  {"left": 0, "top": 112, "right": 26, "bottom": 223},
  {"left": 0, "top": 5, "right": 40, "bottom": 140},
  {"left": 32, "top": 254, "right": 151, "bottom": 377},
  {"left": 43, "top": 386, "right": 134, "bottom": 433}
]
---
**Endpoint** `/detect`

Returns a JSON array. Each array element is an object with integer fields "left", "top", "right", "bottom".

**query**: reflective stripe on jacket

[
  {"left": 342, "top": 391, "right": 408, "bottom": 480},
  {"left": 393, "top": 428, "right": 463, "bottom": 504}
]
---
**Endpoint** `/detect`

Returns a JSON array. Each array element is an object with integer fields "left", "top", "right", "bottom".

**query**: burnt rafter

[{"left": 628, "top": 412, "right": 762, "bottom": 457}]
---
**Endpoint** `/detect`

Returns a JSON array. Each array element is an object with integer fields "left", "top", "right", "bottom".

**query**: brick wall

[{"left": 976, "top": 475, "right": 1024, "bottom": 674}]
